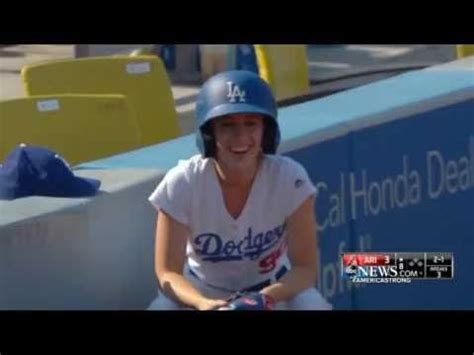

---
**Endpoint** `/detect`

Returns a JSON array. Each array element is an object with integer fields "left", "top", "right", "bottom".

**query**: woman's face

[{"left": 212, "top": 113, "right": 264, "bottom": 170}]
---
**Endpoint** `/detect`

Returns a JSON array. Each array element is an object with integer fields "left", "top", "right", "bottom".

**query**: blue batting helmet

[{"left": 195, "top": 70, "right": 280, "bottom": 158}]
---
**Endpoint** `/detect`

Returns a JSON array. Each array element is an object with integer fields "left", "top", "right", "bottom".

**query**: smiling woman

[
  {"left": 211, "top": 114, "right": 264, "bottom": 187},
  {"left": 146, "top": 70, "right": 332, "bottom": 311}
]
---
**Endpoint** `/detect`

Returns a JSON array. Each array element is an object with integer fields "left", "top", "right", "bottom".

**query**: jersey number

[{"left": 258, "top": 243, "right": 285, "bottom": 274}]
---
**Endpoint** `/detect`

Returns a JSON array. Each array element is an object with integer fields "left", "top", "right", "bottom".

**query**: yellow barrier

[
  {"left": 254, "top": 45, "right": 310, "bottom": 100},
  {"left": 0, "top": 95, "right": 141, "bottom": 165},
  {"left": 22, "top": 56, "right": 180, "bottom": 147},
  {"left": 456, "top": 45, "right": 474, "bottom": 59}
]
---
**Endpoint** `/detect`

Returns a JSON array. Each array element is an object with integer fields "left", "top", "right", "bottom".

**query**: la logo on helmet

[{"left": 226, "top": 81, "right": 246, "bottom": 103}]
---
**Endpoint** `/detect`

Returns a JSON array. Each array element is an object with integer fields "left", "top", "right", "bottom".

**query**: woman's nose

[{"left": 231, "top": 123, "right": 247, "bottom": 137}]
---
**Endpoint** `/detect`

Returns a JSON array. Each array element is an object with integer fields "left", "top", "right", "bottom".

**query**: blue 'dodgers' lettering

[{"left": 193, "top": 223, "right": 286, "bottom": 262}]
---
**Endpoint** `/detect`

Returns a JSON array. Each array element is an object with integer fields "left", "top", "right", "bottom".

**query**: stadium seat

[
  {"left": 0, "top": 94, "right": 141, "bottom": 165},
  {"left": 21, "top": 56, "right": 180, "bottom": 147},
  {"left": 254, "top": 45, "right": 310, "bottom": 100},
  {"left": 456, "top": 45, "right": 474, "bottom": 59}
]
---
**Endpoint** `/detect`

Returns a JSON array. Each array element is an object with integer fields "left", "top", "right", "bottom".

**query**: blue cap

[{"left": 0, "top": 144, "right": 101, "bottom": 200}]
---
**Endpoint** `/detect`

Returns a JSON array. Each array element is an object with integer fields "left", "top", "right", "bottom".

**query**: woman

[{"left": 148, "top": 70, "right": 331, "bottom": 310}]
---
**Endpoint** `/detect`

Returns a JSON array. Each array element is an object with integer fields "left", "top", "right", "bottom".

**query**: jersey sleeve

[
  {"left": 148, "top": 163, "right": 192, "bottom": 226},
  {"left": 283, "top": 158, "right": 316, "bottom": 218}
]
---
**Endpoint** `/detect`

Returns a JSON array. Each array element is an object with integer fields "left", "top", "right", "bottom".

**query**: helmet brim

[{"left": 202, "top": 103, "right": 277, "bottom": 124}]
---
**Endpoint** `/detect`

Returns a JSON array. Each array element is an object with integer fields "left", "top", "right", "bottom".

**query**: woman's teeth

[{"left": 231, "top": 147, "right": 249, "bottom": 153}]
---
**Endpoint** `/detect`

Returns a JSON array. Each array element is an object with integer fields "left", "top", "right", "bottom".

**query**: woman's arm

[
  {"left": 259, "top": 195, "right": 318, "bottom": 303},
  {"left": 154, "top": 210, "right": 227, "bottom": 310}
]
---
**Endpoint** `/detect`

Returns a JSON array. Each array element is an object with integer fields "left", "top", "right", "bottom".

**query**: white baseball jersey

[{"left": 148, "top": 154, "right": 316, "bottom": 292}]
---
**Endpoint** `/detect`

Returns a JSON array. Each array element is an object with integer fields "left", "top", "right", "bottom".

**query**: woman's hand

[{"left": 196, "top": 298, "right": 228, "bottom": 311}]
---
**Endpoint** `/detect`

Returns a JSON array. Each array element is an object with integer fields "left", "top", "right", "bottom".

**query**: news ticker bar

[{"left": 341, "top": 252, "right": 454, "bottom": 281}]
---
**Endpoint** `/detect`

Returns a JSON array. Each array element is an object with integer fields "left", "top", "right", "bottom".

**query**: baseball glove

[{"left": 219, "top": 291, "right": 275, "bottom": 311}]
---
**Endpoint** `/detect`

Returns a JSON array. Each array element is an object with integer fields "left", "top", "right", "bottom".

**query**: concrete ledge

[{"left": 0, "top": 169, "right": 165, "bottom": 309}]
